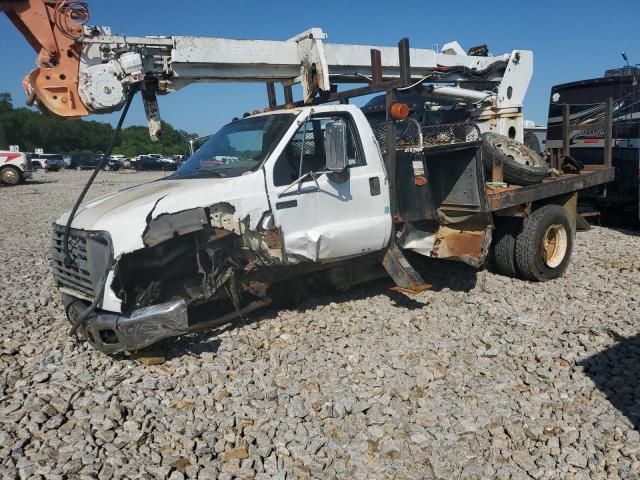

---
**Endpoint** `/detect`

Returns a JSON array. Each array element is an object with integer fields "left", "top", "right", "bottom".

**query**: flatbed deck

[{"left": 486, "top": 167, "right": 615, "bottom": 212}]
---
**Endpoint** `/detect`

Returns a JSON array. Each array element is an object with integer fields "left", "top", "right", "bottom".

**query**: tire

[
  {"left": 492, "top": 218, "right": 520, "bottom": 277},
  {"left": 1, "top": 166, "right": 22, "bottom": 186},
  {"left": 524, "top": 131, "right": 542, "bottom": 154},
  {"left": 515, "top": 204, "right": 573, "bottom": 281},
  {"left": 482, "top": 132, "right": 549, "bottom": 186}
]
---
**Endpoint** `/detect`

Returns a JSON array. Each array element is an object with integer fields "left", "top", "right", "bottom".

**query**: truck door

[{"left": 265, "top": 111, "right": 389, "bottom": 262}]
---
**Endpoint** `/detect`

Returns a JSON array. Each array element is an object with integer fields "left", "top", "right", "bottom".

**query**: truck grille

[{"left": 51, "top": 226, "right": 113, "bottom": 300}]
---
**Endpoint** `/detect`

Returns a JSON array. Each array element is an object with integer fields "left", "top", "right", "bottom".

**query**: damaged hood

[{"left": 55, "top": 173, "right": 269, "bottom": 256}]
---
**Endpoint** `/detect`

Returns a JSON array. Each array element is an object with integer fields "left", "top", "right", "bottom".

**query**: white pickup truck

[{"left": 54, "top": 103, "right": 614, "bottom": 353}]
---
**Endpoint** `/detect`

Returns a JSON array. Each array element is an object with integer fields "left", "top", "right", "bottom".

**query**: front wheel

[
  {"left": 1, "top": 166, "right": 22, "bottom": 186},
  {"left": 515, "top": 205, "right": 573, "bottom": 281}
]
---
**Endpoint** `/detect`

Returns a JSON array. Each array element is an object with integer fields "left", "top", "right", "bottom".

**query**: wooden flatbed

[{"left": 486, "top": 166, "right": 615, "bottom": 212}]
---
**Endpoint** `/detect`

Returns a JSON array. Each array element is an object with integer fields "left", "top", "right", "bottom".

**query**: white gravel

[{"left": 1, "top": 169, "right": 639, "bottom": 479}]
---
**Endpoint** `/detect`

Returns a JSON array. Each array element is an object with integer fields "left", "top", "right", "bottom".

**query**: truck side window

[{"left": 273, "top": 115, "right": 364, "bottom": 187}]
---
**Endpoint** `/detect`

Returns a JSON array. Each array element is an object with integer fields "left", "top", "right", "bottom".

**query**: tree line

[{"left": 0, "top": 92, "right": 196, "bottom": 157}]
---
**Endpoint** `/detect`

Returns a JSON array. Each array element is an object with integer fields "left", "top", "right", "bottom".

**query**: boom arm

[{"left": 2, "top": 1, "right": 533, "bottom": 140}]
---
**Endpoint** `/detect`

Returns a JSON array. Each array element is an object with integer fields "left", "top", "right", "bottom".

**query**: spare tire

[
  {"left": 523, "top": 131, "right": 542, "bottom": 154},
  {"left": 482, "top": 132, "right": 549, "bottom": 186}
]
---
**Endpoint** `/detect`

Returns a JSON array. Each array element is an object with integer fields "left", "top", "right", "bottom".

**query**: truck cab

[
  {"left": 54, "top": 105, "right": 398, "bottom": 352},
  {"left": 0, "top": 150, "right": 33, "bottom": 185}
]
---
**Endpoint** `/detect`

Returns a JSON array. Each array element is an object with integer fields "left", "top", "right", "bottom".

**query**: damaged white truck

[{"left": 3, "top": 1, "right": 615, "bottom": 353}]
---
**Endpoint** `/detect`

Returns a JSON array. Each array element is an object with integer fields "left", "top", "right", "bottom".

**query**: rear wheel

[
  {"left": 1, "top": 166, "right": 22, "bottom": 186},
  {"left": 515, "top": 205, "right": 573, "bottom": 281},
  {"left": 492, "top": 218, "right": 520, "bottom": 277}
]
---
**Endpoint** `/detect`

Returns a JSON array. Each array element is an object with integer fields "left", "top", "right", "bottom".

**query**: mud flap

[{"left": 381, "top": 243, "right": 431, "bottom": 294}]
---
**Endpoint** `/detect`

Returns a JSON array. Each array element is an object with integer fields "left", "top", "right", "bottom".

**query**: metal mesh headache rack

[{"left": 372, "top": 119, "right": 481, "bottom": 153}]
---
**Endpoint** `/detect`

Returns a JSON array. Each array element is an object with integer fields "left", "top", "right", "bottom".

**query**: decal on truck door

[{"left": 1, "top": 153, "right": 21, "bottom": 163}]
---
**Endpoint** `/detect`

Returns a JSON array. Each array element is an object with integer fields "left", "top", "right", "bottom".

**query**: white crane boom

[
  {"left": 81, "top": 27, "right": 531, "bottom": 107},
  {"left": 0, "top": 1, "right": 532, "bottom": 141},
  {"left": 77, "top": 27, "right": 531, "bottom": 140}
]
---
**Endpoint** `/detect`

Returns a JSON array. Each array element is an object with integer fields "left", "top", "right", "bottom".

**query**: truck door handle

[
  {"left": 276, "top": 199, "right": 297, "bottom": 210},
  {"left": 369, "top": 177, "right": 381, "bottom": 196}
]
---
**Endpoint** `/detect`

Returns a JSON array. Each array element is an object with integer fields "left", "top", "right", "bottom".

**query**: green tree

[
  {"left": 0, "top": 92, "right": 196, "bottom": 155},
  {"left": 0, "top": 93, "right": 12, "bottom": 115}
]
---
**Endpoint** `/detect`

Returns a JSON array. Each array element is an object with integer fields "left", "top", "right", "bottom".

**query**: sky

[{"left": 1, "top": 0, "right": 638, "bottom": 136}]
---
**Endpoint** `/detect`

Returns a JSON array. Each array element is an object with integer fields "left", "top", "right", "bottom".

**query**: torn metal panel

[
  {"left": 209, "top": 202, "right": 241, "bottom": 231},
  {"left": 143, "top": 207, "right": 208, "bottom": 247},
  {"left": 381, "top": 244, "right": 430, "bottom": 294},
  {"left": 55, "top": 171, "right": 275, "bottom": 314},
  {"left": 243, "top": 229, "right": 284, "bottom": 263},
  {"left": 431, "top": 225, "right": 492, "bottom": 268},
  {"left": 57, "top": 172, "right": 271, "bottom": 257},
  {"left": 397, "top": 223, "right": 436, "bottom": 256}
]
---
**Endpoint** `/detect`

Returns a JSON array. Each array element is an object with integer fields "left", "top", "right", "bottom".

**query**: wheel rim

[
  {"left": 542, "top": 224, "right": 568, "bottom": 268},
  {"left": 494, "top": 139, "right": 544, "bottom": 168},
  {"left": 2, "top": 169, "right": 18, "bottom": 184}
]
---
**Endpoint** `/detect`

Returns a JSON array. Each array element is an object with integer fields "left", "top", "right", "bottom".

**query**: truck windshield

[{"left": 174, "top": 114, "right": 295, "bottom": 178}]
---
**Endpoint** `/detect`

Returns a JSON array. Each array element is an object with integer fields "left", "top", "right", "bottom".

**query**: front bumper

[{"left": 64, "top": 294, "right": 189, "bottom": 353}]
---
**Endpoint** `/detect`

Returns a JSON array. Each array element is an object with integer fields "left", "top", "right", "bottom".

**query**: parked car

[
  {"left": 69, "top": 152, "right": 101, "bottom": 170},
  {"left": 28, "top": 153, "right": 65, "bottom": 171},
  {"left": 68, "top": 153, "right": 122, "bottom": 171},
  {"left": 105, "top": 157, "right": 123, "bottom": 171},
  {"left": 110, "top": 155, "right": 131, "bottom": 169},
  {"left": 133, "top": 155, "right": 178, "bottom": 171}
]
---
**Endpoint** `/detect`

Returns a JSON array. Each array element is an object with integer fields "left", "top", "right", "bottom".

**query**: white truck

[
  {"left": 0, "top": 149, "right": 33, "bottom": 185},
  {"left": 4, "top": 1, "right": 614, "bottom": 353},
  {"left": 52, "top": 101, "right": 614, "bottom": 353}
]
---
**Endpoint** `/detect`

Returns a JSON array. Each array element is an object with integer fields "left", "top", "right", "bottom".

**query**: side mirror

[{"left": 324, "top": 121, "right": 348, "bottom": 171}]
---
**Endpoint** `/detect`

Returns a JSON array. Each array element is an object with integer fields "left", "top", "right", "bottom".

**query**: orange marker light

[
  {"left": 415, "top": 176, "right": 427, "bottom": 186},
  {"left": 389, "top": 102, "right": 410, "bottom": 120}
]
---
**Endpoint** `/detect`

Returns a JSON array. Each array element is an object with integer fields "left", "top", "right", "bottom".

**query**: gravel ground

[{"left": 1, "top": 169, "right": 639, "bottom": 480}]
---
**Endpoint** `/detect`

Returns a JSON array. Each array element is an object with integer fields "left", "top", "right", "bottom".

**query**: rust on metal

[
  {"left": 432, "top": 227, "right": 486, "bottom": 259},
  {"left": 264, "top": 227, "right": 283, "bottom": 249},
  {"left": 266, "top": 82, "right": 277, "bottom": 109},
  {"left": 491, "top": 153, "right": 504, "bottom": 183},
  {"left": 370, "top": 48, "right": 383, "bottom": 84},
  {"left": 487, "top": 168, "right": 615, "bottom": 212},
  {"left": 390, "top": 285, "right": 432, "bottom": 295}
]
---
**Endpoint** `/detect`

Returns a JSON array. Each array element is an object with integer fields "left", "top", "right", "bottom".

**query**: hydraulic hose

[
  {"left": 63, "top": 91, "right": 135, "bottom": 267},
  {"left": 67, "top": 294, "right": 100, "bottom": 337},
  {"left": 63, "top": 91, "right": 135, "bottom": 336}
]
